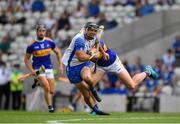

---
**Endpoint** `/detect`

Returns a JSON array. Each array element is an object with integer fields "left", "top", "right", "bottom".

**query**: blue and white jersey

[{"left": 62, "top": 32, "right": 97, "bottom": 67}]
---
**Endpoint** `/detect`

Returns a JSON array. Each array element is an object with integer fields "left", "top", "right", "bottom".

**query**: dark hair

[{"left": 36, "top": 24, "right": 46, "bottom": 31}]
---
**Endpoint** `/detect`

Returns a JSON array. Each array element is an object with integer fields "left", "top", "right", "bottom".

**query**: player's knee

[{"left": 83, "top": 76, "right": 93, "bottom": 86}]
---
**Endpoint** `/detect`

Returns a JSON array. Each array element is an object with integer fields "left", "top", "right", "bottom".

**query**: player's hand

[
  {"left": 58, "top": 65, "right": 63, "bottom": 76},
  {"left": 103, "top": 52, "right": 109, "bottom": 60},
  {"left": 94, "top": 52, "right": 102, "bottom": 58},
  {"left": 30, "top": 70, "right": 37, "bottom": 76}
]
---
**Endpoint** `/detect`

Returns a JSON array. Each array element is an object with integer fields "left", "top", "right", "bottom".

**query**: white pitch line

[{"left": 47, "top": 116, "right": 180, "bottom": 123}]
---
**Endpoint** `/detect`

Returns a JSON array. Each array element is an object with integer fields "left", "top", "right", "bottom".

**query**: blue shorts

[{"left": 66, "top": 62, "right": 92, "bottom": 84}]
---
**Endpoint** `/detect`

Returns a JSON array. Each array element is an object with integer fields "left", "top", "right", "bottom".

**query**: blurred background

[{"left": 0, "top": 0, "right": 180, "bottom": 113}]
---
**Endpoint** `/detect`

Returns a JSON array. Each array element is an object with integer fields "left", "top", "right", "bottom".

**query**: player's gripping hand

[
  {"left": 30, "top": 70, "right": 37, "bottom": 76},
  {"left": 102, "top": 52, "right": 109, "bottom": 60},
  {"left": 88, "top": 48, "right": 102, "bottom": 62}
]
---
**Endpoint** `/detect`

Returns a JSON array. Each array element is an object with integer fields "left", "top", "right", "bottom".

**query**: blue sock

[{"left": 92, "top": 104, "right": 99, "bottom": 113}]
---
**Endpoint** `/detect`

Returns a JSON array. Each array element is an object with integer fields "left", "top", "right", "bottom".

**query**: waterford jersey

[
  {"left": 26, "top": 37, "right": 56, "bottom": 69},
  {"left": 62, "top": 32, "right": 98, "bottom": 67},
  {"left": 97, "top": 41, "right": 117, "bottom": 67}
]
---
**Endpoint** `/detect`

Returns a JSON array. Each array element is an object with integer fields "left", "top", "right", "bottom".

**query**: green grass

[{"left": 0, "top": 111, "right": 180, "bottom": 123}]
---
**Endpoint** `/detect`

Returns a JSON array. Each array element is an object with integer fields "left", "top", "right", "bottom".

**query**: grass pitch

[{"left": 0, "top": 111, "right": 180, "bottom": 123}]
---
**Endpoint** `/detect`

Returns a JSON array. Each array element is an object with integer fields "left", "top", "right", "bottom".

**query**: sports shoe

[
  {"left": 90, "top": 87, "right": 102, "bottom": 102},
  {"left": 48, "top": 106, "right": 55, "bottom": 113},
  {"left": 145, "top": 65, "right": 159, "bottom": 79},
  {"left": 90, "top": 110, "right": 110, "bottom": 116},
  {"left": 90, "top": 111, "right": 96, "bottom": 116}
]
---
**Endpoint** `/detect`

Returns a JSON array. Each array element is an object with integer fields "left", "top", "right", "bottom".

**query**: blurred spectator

[
  {"left": 0, "top": 35, "right": 11, "bottom": 53},
  {"left": 56, "top": 11, "right": 71, "bottom": 31},
  {"left": 68, "top": 87, "right": 81, "bottom": 111},
  {"left": 10, "top": 64, "right": 23, "bottom": 110},
  {"left": 114, "top": 81, "right": 128, "bottom": 95},
  {"left": 126, "top": 0, "right": 137, "bottom": 6},
  {"left": 73, "top": 0, "right": 88, "bottom": 18},
  {"left": 136, "top": 0, "right": 155, "bottom": 17},
  {"left": 161, "top": 66, "right": 174, "bottom": 86},
  {"left": 87, "top": 0, "right": 100, "bottom": 17},
  {"left": 0, "top": 10, "right": 8, "bottom": 24},
  {"left": 40, "top": 13, "right": 56, "bottom": 30},
  {"left": 22, "top": 0, "right": 32, "bottom": 12},
  {"left": 0, "top": 52, "right": 12, "bottom": 110},
  {"left": 172, "top": 35, "right": 180, "bottom": 67},
  {"left": 97, "top": 12, "right": 118, "bottom": 30},
  {"left": 162, "top": 49, "right": 176, "bottom": 70},
  {"left": 31, "top": 0, "right": 45, "bottom": 12},
  {"left": 60, "top": 36, "right": 72, "bottom": 49},
  {"left": 154, "top": 58, "right": 163, "bottom": 79},
  {"left": 143, "top": 78, "right": 161, "bottom": 96},
  {"left": 131, "top": 56, "right": 145, "bottom": 75},
  {"left": 122, "top": 59, "right": 132, "bottom": 75},
  {"left": 102, "top": 0, "right": 119, "bottom": 6},
  {"left": 157, "top": 0, "right": 175, "bottom": 6},
  {"left": 106, "top": 72, "right": 118, "bottom": 87},
  {"left": 172, "top": 35, "right": 180, "bottom": 59},
  {"left": 100, "top": 74, "right": 115, "bottom": 94}
]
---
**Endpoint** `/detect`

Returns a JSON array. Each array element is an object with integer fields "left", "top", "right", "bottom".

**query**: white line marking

[{"left": 47, "top": 116, "right": 180, "bottom": 123}]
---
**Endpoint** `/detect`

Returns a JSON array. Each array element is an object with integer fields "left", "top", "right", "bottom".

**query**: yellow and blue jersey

[
  {"left": 26, "top": 37, "right": 56, "bottom": 69},
  {"left": 97, "top": 41, "right": 117, "bottom": 67}
]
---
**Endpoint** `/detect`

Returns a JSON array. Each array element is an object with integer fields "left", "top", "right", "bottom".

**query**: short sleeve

[
  {"left": 26, "top": 45, "right": 33, "bottom": 54},
  {"left": 74, "top": 38, "right": 85, "bottom": 51},
  {"left": 49, "top": 41, "right": 56, "bottom": 49}
]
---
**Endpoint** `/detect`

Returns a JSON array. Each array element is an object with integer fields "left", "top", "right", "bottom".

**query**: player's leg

[
  {"left": 81, "top": 66, "right": 102, "bottom": 102},
  {"left": 38, "top": 74, "right": 54, "bottom": 113},
  {"left": 46, "top": 69, "right": 56, "bottom": 112},
  {"left": 75, "top": 81, "right": 110, "bottom": 115},
  {"left": 107, "top": 56, "right": 158, "bottom": 89},
  {"left": 46, "top": 69, "right": 56, "bottom": 94},
  {"left": 118, "top": 65, "right": 158, "bottom": 89},
  {"left": 117, "top": 66, "right": 145, "bottom": 89}
]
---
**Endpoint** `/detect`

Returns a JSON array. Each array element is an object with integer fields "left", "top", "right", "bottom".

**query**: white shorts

[
  {"left": 97, "top": 56, "right": 123, "bottom": 73},
  {"left": 36, "top": 69, "right": 54, "bottom": 79}
]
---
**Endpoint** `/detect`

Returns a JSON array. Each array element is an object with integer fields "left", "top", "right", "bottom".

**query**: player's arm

[
  {"left": 74, "top": 38, "right": 99, "bottom": 62},
  {"left": 76, "top": 50, "right": 92, "bottom": 61},
  {"left": 95, "top": 41, "right": 109, "bottom": 60},
  {"left": 24, "top": 53, "right": 36, "bottom": 75},
  {"left": 52, "top": 46, "right": 63, "bottom": 75}
]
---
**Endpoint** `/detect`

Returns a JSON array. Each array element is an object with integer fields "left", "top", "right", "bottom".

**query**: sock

[
  {"left": 48, "top": 105, "right": 53, "bottom": 109},
  {"left": 90, "top": 87, "right": 97, "bottom": 93},
  {"left": 92, "top": 104, "right": 99, "bottom": 113}
]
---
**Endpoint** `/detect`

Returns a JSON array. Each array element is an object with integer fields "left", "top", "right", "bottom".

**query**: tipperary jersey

[
  {"left": 97, "top": 41, "right": 117, "bottom": 67},
  {"left": 62, "top": 32, "right": 98, "bottom": 67},
  {"left": 26, "top": 37, "right": 56, "bottom": 69}
]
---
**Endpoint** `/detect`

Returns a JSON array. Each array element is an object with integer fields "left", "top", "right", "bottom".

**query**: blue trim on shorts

[{"left": 66, "top": 62, "right": 91, "bottom": 84}]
